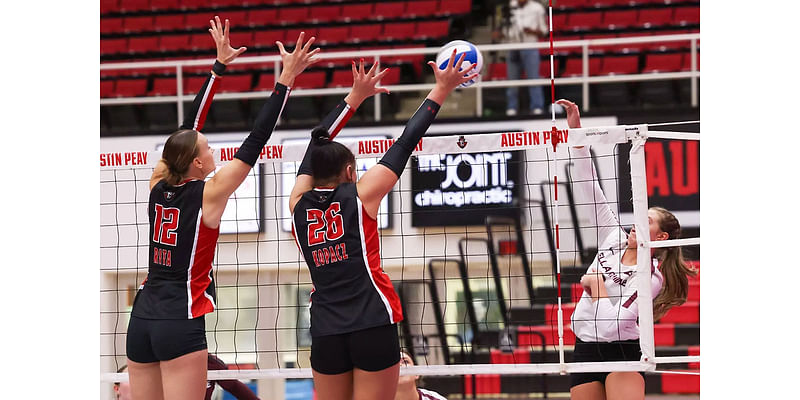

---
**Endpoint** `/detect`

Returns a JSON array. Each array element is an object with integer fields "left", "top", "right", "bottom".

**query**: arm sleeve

[
  {"left": 297, "top": 99, "right": 356, "bottom": 177},
  {"left": 233, "top": 83, "right": 291, "bottom": 166},
  {"left": 590, "top": 266, "right": 663, "bottom": 339},
  {"left": 569, "top": 146, "right": 626, "bottom": 250},
  {"left": 180, "top": 72, "right": 222, "bottom": 131},
  {"left": 378, "top": 98, "right": 441, "bottom": 177}
]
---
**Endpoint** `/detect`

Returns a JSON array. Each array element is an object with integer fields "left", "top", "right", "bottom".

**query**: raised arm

[
  {"left": 356, "top": 50, "right": 478, "bottom": 218},
  {"left": 150, "top": 16, "right": 247, "bottom": 190},
  {"left": 289, "top": 59, "right": 391, "bottom": 213},
  {"left": 202, "top": 32, "right": 319, "bottom": 228},
  {"left": 558, "top": 99, "right": 625, "bottom": 249}
]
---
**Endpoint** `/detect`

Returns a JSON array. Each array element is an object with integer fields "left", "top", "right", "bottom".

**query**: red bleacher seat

[
  {"left": 229, "top": 31, "right": 253, "bottom": 48},
  {"left": 101, "top": 18, "right": 124, "bottom": 34},
  {"left": 374, "top": 2, "right": 406, "bottom": 20},
  {"left": 561, "top": 56, "right": 602, "bottom": 77},
  {"left": 293, "top": 71, "right": 326, "bottom": 89},
  {"left": 413, "top": 20, "right": 450, "bottom": 40},
  {"left": 185, "top": 13, "right": 212, "bottom": 30},
  {"left": 637, "top": 8, "right": 674, "bottom": 28},
  {"left": 189, "top": 33, "right": 212, "bottom": 50},
  {"left": 688, "top": 280, "right": 700, "bottom": 301},
  {"left": 183, "top": 76, "right": 209, "bottom": 94},
  {"left": 556, "top": 0, "right": 588, "bottom": 9},
  {"left": 642, "top": 53, "right": 683, "bottom": 73},
  {"left": 119, "top": 0, "right": 150, "bottom": 13},
  {"left": 100, "top": 0, "right": 119, "bottom": 14},
  {"left": 545, "top": 304, "right": 575, "bottom": 326},
  {"left": 674, "top": 6, "right": 700, "bottom": 25},
  {"left": 101, "top": 80, "right": 115, "bottom": 98},
  {"left": 681, "top": 52, "right": 699, "bottom": 71},
  {"left": 124, "top": 16, "right": 153, "bottom": 33},
  {"left": 567, "top": 11, "right": 603, "bottom": 31},
  {"left": 101, "top": 38, "right": 127, "bottom": 56},
  {"left": 517, "top": 325, "right": 576, "bottom": 346},
  {"left": 553, "top": 34, "right": 583, "bottom": 55},
  {"left": 149, "top": 0, "right": 179, "bottom": 11},
  {"left": 488, "top": 62, "right": 507, "bottom": 81},
  {"left": 128, "top": 36, "right": 159, "bottom": 54},
  {"left": 551, "top": 13, "right": 569, "bottom": 31},
  {"left": 654, "top": 323, "right": 675, "bottom": 346},
  {"left": 404, "top": 0, "right": 438, "bottom": 17},
  {"left": 584, "top": 33, "right": 618, "bottom": 53},
  {"left": 463, "top": 375, "right": 500, "bottom": 396},
  {"left": 159, "top": 34, "right": 191, "bottom": 52},
  {"left": 539, "top": 58, "right": 560, "bottom": 79},
  {"left": 253, "top": 72, "right": 276, "bottom": 91},
  {"left": 330, "top": 69, "right": 352, "bottom": 88},
  {"left": 278, "top": 7, "right": 309, "bottom": 24},
  {"left": 316, "top": 26, "right": 349, "bottom": 45},
  {"left": 115, "top": 78, "right": 148, "bottom": 97},
  {"left": 659, "top": 301, "right": 699, "bottom": 324},
  {"left": 224, "top": 11, "right": 249, "bottom": 27},
  {"left": 349, "top": 24, "right": 383, "bottom": 43},
  {"left": 600, "top": 55, "right": 639, "bottom": 75},
  {"left": 310, "top": 5, "right": 341, "bottom": 22},
  {"left": 149, "top": 77, "right": 178, "bottom": 96},
  {"left": 384, "top": 44, "right": 425, "bottom": 66},
  {"left": 253, "top": 30, "right": 286, "bottom": 48},
  {"left": 219, "top": 75, "right": 252, "bottom": 93},
  {"left": 661, "top": 373, "right": 700, "bottom": 394},
  {"left": 285, "top": 28, "right": 318, "bottom": 44},
  {"left": 438, "top": 0, "right": 471, "bottom": 15},
  {"left": 210, "top": 0, "right": 242, "bottom": 8},
  {"left": 382, "top": 22, "right": 416, "bottom": 40},
  {"left": 381, "top": 68, "right": 401, "bottom": 85},
  {"left": 247, "top": 9, "right": 279, "bottom": 27},
  {"left": 340, "top": 3, "right": 373, "bottom": 22},
  {"left": 153, "top": 14, "right": 184, "bottom": 32},
  {"left": 603, "top": 10, "right": 638, "bottom": 29}
]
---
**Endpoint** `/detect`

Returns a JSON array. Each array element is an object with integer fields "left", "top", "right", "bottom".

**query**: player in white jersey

[
  {"left": 395, "top": 352, "right": 447, "bottom": 400},
  {"left": 556, "top": 99, "right": 697, "bottom": 400}
]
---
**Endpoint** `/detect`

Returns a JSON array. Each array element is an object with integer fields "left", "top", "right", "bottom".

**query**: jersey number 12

[{"left": 153, "top": 204, "right": 180, "bottom": 246}]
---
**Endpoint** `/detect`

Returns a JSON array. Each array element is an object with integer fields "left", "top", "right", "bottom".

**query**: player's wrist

[{"left": 212, "top": 60, "right": 227, "bottom": 76}]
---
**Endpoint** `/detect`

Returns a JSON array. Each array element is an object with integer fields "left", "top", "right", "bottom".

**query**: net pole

[
  {"left": 547, "top": 0, "right": 566, "bottom": 373},
  {"left": 629, "top": 135, "right": 657, "bottom": 369}
]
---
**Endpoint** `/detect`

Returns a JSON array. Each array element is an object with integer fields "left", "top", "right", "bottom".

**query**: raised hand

[
  {"left": 275, "top": 32, "right": 321, "bottom": 88},
  {"left": 555, "top": 99, "right": 581, "bottom": 129},
  {"left": 425, "top": 49, "right": 479, "bottom": 104},
  {"left": 344, "top": 58, "right": 391, "bottom": 109},
  {"left": 209, "top": 16, "right": 247, "bottom": 65}
]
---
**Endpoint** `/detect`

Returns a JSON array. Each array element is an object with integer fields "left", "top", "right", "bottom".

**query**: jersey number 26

[{"left": 307, "top": 202, "right": 344, "bottom": 246}]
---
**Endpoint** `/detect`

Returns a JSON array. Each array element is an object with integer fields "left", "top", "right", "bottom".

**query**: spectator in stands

[
  {"left": 395, "top": 352, "right": 446, "bottom": 400},
  {"left": 494, "top": 0, "right": 548, "bottom": 116},
  {"left": 556, "top": 99, "right": 697, "bottom": 400}
]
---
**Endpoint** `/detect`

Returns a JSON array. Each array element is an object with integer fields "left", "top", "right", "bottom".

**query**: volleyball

[{"left": 435, "top": 40, "right": 483, "bottom": 88}]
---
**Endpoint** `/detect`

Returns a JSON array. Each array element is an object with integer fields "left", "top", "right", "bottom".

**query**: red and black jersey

[
  {"left": 292, "top": 183, "right": 403, "bottom": 337},
  {"left": 132, "top": 179, "right": 220, "bottom": 319}
]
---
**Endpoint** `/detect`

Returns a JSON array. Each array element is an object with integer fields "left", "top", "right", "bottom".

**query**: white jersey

[
  {"left": 569, "top": 146, "right": 663, "bottom": 342},
  {"left": 418, "top": 388, "right": 448, "bottom": 400}
]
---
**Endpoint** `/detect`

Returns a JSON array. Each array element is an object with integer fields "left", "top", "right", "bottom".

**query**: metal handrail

[{"left": 100, "top": 33, "right": 700, "bottom": 122}]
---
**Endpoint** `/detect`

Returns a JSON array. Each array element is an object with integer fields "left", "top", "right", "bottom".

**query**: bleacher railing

[{"left": 99, "top": 33, "right": 699, "bottom": 123}]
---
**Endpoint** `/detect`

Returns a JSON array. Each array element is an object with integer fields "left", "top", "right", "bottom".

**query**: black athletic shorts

[
  {"left": 310, "top": 324, "right": 400, "bottom": 375},
  {"left": 570, "top": 338, "right": 645, "bottom": 388},
  {"left": 126, "top": 315, "right": 207, "bottom": 363}
]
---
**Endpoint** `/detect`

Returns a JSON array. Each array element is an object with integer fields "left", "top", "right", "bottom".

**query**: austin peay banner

[
  {"left": 411, "top": 145, "right": 523, "bottom": 227},
  {"left": 617, "top": 139, "right": 700, "bottom": 216}
]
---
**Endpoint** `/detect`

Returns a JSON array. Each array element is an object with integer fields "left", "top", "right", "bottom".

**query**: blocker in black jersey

[
  {"left": 292, "top": 183, "right": 403, "bottom": 337},
  {"left": 132, "top": 179, "right": 220, "bottom": 320}
]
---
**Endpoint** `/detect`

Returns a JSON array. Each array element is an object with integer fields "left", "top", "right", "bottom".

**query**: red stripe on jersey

[
  {"left": 189, "top": 219, "right": 220, "bottom": 318},
  {"left": 194, "top": 75, "right": 220, "bottom": 131},
  {"left": 622, "top": 291, "right": 638, "bottom": 309},
  {"left": 328, "top": 104, "right": 354, "bottom": 139},
  {"left": 360, "top": 205, "right": 403, "bottom": 323}
]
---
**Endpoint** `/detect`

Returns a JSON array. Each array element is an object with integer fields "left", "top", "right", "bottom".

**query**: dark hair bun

[{"left": 311, "top": 125, "right": 331, "bottom": 145}]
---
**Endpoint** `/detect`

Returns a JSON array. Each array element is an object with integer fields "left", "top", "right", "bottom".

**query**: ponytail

[
  {"left": 651, "top": 207, "right": 698, "bottom": 320},
  {"left": 307, "top": 125, "right": 355, "bottom": 184}
]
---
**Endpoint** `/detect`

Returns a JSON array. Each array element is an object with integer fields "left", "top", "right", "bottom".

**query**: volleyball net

[{"left": 100, "top": 122, "right": 700, "bottom": 392}]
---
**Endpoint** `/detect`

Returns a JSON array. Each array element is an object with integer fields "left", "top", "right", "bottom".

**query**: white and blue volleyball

[{"left": 435, "top": 40, "right": 483, "bottom": 88}]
